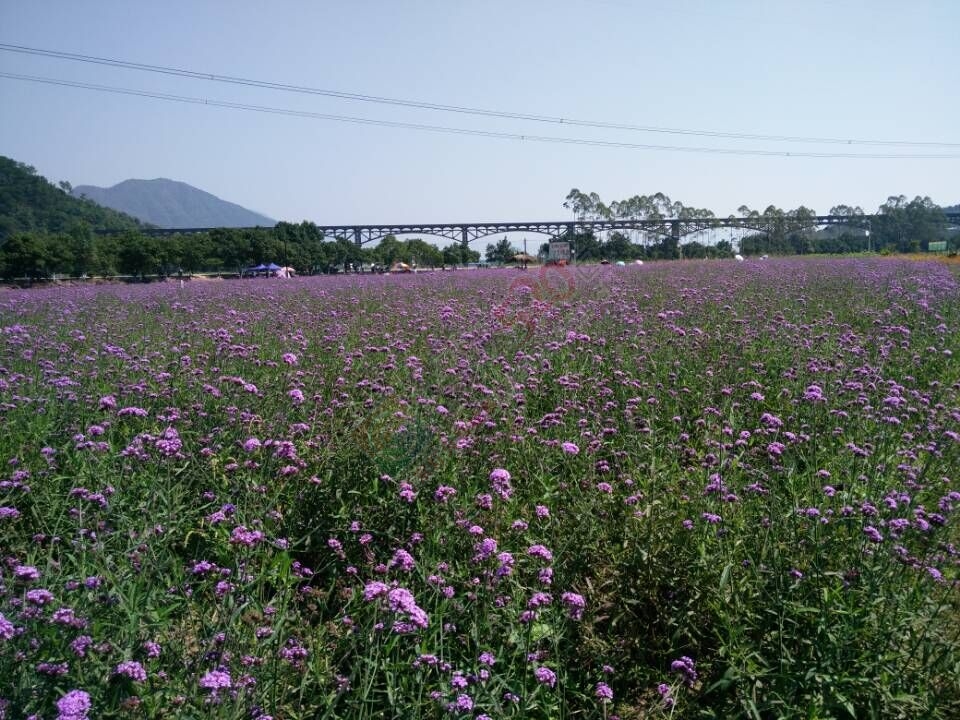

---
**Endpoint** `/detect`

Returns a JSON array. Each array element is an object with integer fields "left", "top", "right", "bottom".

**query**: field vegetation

[{"left": 1, "top": 258, "right": 959, "bottom": 718}]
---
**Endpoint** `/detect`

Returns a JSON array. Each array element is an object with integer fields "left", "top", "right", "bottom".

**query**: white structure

[{"left": 548, "top": 241, "right": 571, "bottom": 263}]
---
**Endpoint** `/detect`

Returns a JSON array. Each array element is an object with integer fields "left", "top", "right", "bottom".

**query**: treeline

[
  {"left": 0, "top": 223, "right": 482, "bottom": 280},
  {"left": 485, "top": 232, "right": 736, "bottom": 263},
  {"left": 562, "top": 189, "right": 957, "bottom": 257}
]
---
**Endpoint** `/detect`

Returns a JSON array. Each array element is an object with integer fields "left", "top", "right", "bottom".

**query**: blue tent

[
  {"left": 246, "top": 264, "right": 268, "bottom": 272},
  {"left": 265, "top": 263, "right": 282, "bottom": 271}
]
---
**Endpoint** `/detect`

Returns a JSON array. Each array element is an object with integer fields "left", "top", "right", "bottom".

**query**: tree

[
  {"left": 0, "top": 233, "right": 50, "bottom": 279},
  {"left": 65, "top": 223, "right": 95, "bottom": 276},
  {"left": 568, "top": 231, "right": 601, "bottom": 261},
  {"left": 873, "top": 196, "right": 946, "bottom": 252},
  {"left": 715, "top": 240, "right": 734, "bottom": 258},
  {"left": 0, "top": 156, "right": 143, "bottom": 242},
  {"left": 441, "top": 243, "right": 479, "bottom": 266},
  {"left": 117, "top": 232, "right": 161, "bottom": 279},
  {"left": 372, "top": 235, "right": 408, "bottom": 267},
  {"left": 603, "top": 232, "right": 632, "bottom": 260},
  {"left": 485, "top": 236, "right": 519, "bottom": 264}
]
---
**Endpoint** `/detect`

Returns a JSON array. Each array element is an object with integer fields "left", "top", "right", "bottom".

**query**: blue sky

[{"left": 1, "top": 1, "right": 957, "bottom": 227}]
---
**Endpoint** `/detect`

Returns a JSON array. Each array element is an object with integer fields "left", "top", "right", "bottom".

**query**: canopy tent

[
  {"left": 513, "top": 253, "right": 537, "bottom": 263},
  {"left": 243, "top": 263, "right": 284, "bottom": 276}
]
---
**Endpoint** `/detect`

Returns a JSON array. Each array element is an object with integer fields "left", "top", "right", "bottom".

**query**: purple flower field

[{"left": 1, "top": 258, "right": 958, "bottom": 718}]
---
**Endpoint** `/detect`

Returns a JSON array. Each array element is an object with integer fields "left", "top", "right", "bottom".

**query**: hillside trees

[{"left": 0, "top": 156, "right": 144, "bottom": 241}]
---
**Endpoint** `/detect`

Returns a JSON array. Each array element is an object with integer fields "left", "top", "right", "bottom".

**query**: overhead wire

[
  {"left": 1, "top": 42, "right": 958, "bottom": 149},
  {"left": 3, "top": 72, "right": 959, "bottom": 159}
]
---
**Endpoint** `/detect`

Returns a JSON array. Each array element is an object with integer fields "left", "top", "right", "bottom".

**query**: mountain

[
  {"left": 73, "top": 178, "right": 275, "bottom": 229},
  {"left": 0, "top": 156, "right": 145, "bottom": 241}
]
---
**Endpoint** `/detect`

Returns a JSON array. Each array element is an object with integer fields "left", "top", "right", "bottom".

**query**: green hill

[{"left": 0, "top": 156, "right": 146, "bottom": 242}]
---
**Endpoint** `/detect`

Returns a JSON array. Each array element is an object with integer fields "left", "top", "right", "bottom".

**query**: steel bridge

[{"left": 142, "top": 213, "right": 960, "bottom": 246}]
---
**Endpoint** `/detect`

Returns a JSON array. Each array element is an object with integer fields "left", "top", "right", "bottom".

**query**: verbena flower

[
  {"left": 199, "top": 669, "right": 232, "bottom": 690},
  {"left": 113, "top": 660, "right": 147, "bottom": 682},
  {"left": 56, "top": 689, "right": 91, "bottom": 720},
  {"left": 534, "top": 666, "right": 557, "bottom": 687}
]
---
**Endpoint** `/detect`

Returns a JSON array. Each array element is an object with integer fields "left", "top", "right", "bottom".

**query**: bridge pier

[
  {"left": 353, "top": 228, "right": 362, "bottom": 247},
  {"left": 461, "top": 228, "right": 469, "bottom": 249}
]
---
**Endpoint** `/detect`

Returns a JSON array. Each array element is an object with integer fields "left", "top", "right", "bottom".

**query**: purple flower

[
  {"left": 279, "top": 638, "right": 309, "bottom": 666},
  {"left": 56, "top": 689, "right": 91, "bottom": 720},
  {"left": 386, "top": 587, "right": 429, "bottom": 629},
  {"left": 561, "top": 441, "right": 580, "bottom": 455},
  {"left": 534, "top": 666, "right": 557, "bottom": 687},
  {"left": 767, "top": 442, "right": 785, "bottom": 457},
  {"left": 37, "top": 661, "right": 70, "bottom": 676},
  {"left": 230, "top": 525, "right": 264, "bottom": 547},
  {"left": 0, "top": 506, "right": 22, "bottom": 520},
  {"left": 14, "top": 565, "right": 40, "bottom": 581},
  {"left": 70, "top": 635, "right": 93, "bottom": 657},
  {"left": 26, "top": 588, "right": 55, "bottom": 605},
  {"left": 863, "top": 525, "right": 884, "bottom": 543},
  {"left": 199, "top": 669, "right": 232, "bottom": 690},
  {"left": 113, "top": 660, "right": 147, "bottom": 682},
  {"left": 561, "top": 591, "right": 586, "bottom": 620},
  {"left": 434, "top": 485, "right": 457, "bottom": 503},
  {"left": 474, "top": 537, "right": 498, "bottom": 561},
  {"left": 452, "top": 694, "right": 474, "bottom": 713},
  {"left": 479, "top": 651, "right": 496, "bottom": 666},
  {"left": 760, "top": 413, "right": 783, "bottom": 428},
  {"left": 595, "top": 682, "right": 614, "bottom": 700},
  {"left": 527, "top": 544, "right": 554, "bottom": 562},
  {"left": 389, "top": 548, "right": 416, "bottom": 572},
  {"left": 0, "top": 612, "right": 17, "bottom": 640},
  {"left": 670, "top": 655, "right": 698, "bottom": 686},
  {"left": 363, "top": 581, "right": 390, "bottom": 601},
  {"left": 489, "top": 468, "right": 512, "bottom": 483},
  {"left": 489, "top": 468, "right": 513, "bottom": 500},
  {"left": 701, "top": 512, "right": 722, "bottom": 524},
  {"left": 528, "top": 591, "right": 553, "bottom": 608}
]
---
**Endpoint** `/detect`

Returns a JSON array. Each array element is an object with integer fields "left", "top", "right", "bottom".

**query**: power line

[
  {"left": 2, "top": 72, "right": 959, "bottom": 160},
  {"left": 1, "top": 42, "right": 958, "bottom": 149}
]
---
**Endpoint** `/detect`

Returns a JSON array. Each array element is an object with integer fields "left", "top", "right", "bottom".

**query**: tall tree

[{"left": 485, "top": 236, "right": 519, "bottom": 263}]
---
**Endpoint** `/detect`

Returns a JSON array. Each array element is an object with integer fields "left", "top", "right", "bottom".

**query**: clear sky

[{"left": 1, "top": 1, "right": 957, "bottom": 227}]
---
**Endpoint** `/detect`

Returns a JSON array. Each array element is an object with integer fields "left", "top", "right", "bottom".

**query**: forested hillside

[{"left": 0, "top": 156, "right": 144, "bottom": 241}]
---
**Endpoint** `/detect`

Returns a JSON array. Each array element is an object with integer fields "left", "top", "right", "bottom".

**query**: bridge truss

[{"left": 143, "top": 213, "right": 960, "bottom": 247}]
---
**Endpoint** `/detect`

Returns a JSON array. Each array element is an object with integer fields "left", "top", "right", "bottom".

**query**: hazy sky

[{"left": 1, "top": 1, "right": 957, "bottom": 226}]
